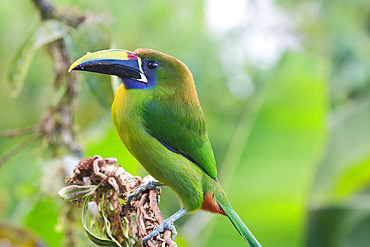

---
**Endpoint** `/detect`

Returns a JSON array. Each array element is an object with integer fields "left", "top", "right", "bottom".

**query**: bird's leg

[
  {"left": 143, "top": 208, "right": 187, "bottom": 243},
  {"left": 127, "top": 180, "right": 163, "bottom": 205}
]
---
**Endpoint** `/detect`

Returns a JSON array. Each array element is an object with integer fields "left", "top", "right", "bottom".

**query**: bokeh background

[{"left": 0, "top": 0, "right": 369, "bottom": 246}]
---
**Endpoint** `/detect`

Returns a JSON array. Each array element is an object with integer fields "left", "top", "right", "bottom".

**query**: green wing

[{"left": 143, "top": 100, "right": 217, "bottom": 179}]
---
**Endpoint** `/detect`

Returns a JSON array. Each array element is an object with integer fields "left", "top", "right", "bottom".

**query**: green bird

[{"left": 69, "top": 49, "right": 261, "bottom": 246}]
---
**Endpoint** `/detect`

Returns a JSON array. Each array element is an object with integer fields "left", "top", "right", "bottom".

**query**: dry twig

[
  {"left": 1, "top": 0, "right": 86, "bottom": 166},
  {"left": 0, "top": 134, "right": 41, "bottom": 168},
  {"left": 0, "top": 126, "right": 39, "bottom": 138}
]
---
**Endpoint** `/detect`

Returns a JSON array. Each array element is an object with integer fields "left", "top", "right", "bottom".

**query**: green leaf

[
  {"left": 311, "top": 98, "right": 370, "bottom": 204},
  {"left": 121, "top": 217, "right": 130, "bottom": 240},
  {"left": 8, "top": 20, "right": 69, "bottom": 97},
  {"left": 307, "top": 203, "right": 370, "bottom": 247},
  {"left": 58, "top": 185, "right": 97, "bottom": 201},
  {"left": 101, "top": 210, "right": 124, "bottom": 247},
  {"left": 334, "top": 156, "right": 370, "bottom": 197},
  {"left": 307, "top": 95, "right": 370, "bottom": 247},
  {"left": 82, "top": 195, "right": 121, "bottom": 247}
]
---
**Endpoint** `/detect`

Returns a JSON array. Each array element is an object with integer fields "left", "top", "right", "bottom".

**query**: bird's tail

[{"left": 217, "top": 199, "right": 262, "bottom": 247}]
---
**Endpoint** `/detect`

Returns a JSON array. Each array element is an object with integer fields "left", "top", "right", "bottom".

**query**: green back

[{"left": 143, "top": 98, "right": 218, "bottom": 179}]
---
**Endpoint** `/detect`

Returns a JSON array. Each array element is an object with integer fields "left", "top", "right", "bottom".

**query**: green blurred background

[{"left": 0, "top": 0, "right": 369, "bottom": 246}]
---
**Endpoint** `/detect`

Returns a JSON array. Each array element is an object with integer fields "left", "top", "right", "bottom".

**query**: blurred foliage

[
  {"left": 0, "top": 223, "right": 46, "bottom": 247},
  {"left": 8, "top": 20, "right": 69, "bottom": 97},
  {"left": 0, "top": 0, "right": 369, "bottom": 246}
]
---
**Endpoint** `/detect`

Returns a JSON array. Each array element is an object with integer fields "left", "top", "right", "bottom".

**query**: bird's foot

[
  {"left": 142, "top": 208, "right": 187, "bottom": 243},
  {"left": 127, "top": 179, "right": 162, "bottom": 205},
  {"left": 143, "top": 218, "right": 177, "bottom": 243}
]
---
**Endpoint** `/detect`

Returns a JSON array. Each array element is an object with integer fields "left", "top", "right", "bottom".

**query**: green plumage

[
  {"left": 112, "top": 86, "right": 206, "bottom": 212},
  {"left": 143, "top": 98, "right": 217, "bottom": 179}
]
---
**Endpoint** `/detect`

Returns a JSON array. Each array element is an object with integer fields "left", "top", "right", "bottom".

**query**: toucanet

[{"left": 69, "top": 49, "right": 261, "bottom": 246}]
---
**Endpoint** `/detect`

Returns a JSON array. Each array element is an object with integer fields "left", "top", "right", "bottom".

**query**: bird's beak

[{"left": 68, "top": 49, "right": 147, "bottom": 83}]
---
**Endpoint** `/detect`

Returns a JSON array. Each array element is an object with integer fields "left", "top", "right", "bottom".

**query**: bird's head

[{"left": 69, "top": 48, "right": 193, "bottom": 90}]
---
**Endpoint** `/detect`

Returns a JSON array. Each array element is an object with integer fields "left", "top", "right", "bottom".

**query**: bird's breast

[{"left": 112, "top": 85, "right": 146, "bottom": 146}]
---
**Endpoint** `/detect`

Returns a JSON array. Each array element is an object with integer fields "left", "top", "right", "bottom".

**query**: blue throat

[{"left": 122, "top": 73, "right": 156, "bottom": 89}]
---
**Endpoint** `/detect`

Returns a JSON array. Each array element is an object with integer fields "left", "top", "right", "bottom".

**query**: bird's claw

[
  {"left": 127, "top": 180, "right": 162, "bottom": 205},
  {"left": 142, "top": 219, "right": 177, "bottom": 243}
]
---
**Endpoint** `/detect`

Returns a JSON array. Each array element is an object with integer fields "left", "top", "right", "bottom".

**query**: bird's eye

[{"left": 147, "top": 60, "right": 159, "bottom": 70}]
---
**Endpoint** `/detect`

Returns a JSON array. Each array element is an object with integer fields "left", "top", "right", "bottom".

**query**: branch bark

[{"left": 66, "top": 155, "right": 177, "bottom": 247}]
